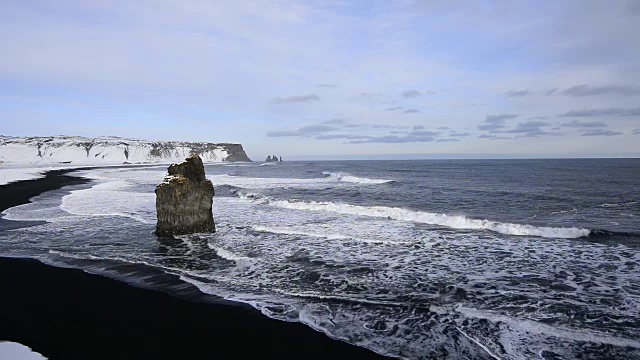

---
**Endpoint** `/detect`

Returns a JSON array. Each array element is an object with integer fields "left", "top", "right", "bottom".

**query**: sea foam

[
  {"left": 456, "top": 306, "right": 640, "bottom": 349},
  {"left": 240, "top": 194, "right": 590, "bottom": 239},
  {"left": 322, "top": 171, "right": 394, "bottom": 184}
]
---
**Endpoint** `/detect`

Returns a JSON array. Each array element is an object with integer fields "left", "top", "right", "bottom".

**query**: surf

[{"left": 239, "top": 194, "right": 591, "bottom": 239}]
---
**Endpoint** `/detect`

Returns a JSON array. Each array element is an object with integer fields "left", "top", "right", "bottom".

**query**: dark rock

[
  {"left": 218, "top": 143, "right": 251, "bottom": 162},
  {"left": 266, "top": 155, "right": 272, "bottom": 162},
  {"left": 167, "top": 154, "right": 206, "bottom": 181},
  {"left": 155, "top": 154, "right": 215, "bottom": 237}
]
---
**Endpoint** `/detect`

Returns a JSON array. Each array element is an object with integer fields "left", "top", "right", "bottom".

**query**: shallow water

[{"left": 1, "top": 159, "right": 639, "bottom": 359}]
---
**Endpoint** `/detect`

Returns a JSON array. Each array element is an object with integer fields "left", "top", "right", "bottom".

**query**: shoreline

[
  {"left": 0, "top": 169, "right": 391, "bottom": 359},
  {"left": 0, "top": 168, "right": 92, "bottom": 213}
]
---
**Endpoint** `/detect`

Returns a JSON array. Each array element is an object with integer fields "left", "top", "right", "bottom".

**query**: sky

[{"left": 1, "top": 0, "right": 639, "bottom": 160}]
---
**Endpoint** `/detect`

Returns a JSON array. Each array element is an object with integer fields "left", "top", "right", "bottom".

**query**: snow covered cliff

[{"left": 0, "top": 136, "right": 251, "bottom": 165}]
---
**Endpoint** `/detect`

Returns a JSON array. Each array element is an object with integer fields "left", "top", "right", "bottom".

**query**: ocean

[{"left": 1, "top": 159, "right": 639, "bottom": 359}]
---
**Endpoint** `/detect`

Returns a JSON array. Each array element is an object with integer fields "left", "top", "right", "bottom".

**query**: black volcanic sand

[
  {"left": 0, "top": 170, "right": 391, "bottom": 359},
  {"left": 0, "top": 168, "right": 92, "bottom": 213}
]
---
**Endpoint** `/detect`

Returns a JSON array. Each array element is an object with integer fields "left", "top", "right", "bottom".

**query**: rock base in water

[{"left": 155, "top": 154, "right": 215, "bottom": 236}]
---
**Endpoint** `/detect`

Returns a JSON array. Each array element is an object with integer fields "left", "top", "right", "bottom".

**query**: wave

[
  {"left": 322, "top": 171, "right": 394, "bottom": 185},
  {"left": 239, "top": 194, "right": 590, "bottom": 239},
  {"left": 206, "top": 243, "right": 252, "bottom": 262},
  {"left": 253, "top": 225, "right": 406, "bottom": 244},
  {"left": 456, "top": 306, "right": 640, "bottom": 349},
  {"left": 598, "top": 201, "right": 638, "bottom": 208},
  {"left": 586, "top": 229, "right": 640, "bottom": 240}
]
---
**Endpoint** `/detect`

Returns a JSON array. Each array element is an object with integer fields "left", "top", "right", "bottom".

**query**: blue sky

[{"left": 1, "top": 0, "right": 639, "bottom": 159}]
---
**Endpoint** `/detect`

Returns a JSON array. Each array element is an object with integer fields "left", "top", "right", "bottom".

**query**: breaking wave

[
  {"left": 456, "top": 306, "right": 640, "bottom": 349},
  {"left": 322, "top": 171, "right": 394, "bottom": 185},
  {"left": 207, "top": 243, "right": 252, "bottom": 262},
  {"left": 240, "top": 194, "right": 591, "bottom": 239}
]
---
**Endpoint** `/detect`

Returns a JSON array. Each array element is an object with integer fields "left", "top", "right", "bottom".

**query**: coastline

[
  {"left": 0, "top": 168, "right": 92, "bottom": 213},
  {"left": 0, "top": 169, "right": 391, "bottom": 359}
]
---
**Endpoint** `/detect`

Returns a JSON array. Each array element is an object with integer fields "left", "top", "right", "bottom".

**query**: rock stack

[{"left": 155, "top": 154, "right": 215, "bottom": 236}]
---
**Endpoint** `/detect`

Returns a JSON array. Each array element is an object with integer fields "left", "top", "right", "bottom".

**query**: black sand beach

[{"left": 0, "top": 170, "right": 390, "bottom": 359}]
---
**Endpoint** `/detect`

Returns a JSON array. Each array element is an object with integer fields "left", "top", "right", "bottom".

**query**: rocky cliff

[
  {"left": 155, "top": 154, "right": 215, "bottom": 237},
  {"left": 0, "top": 135, "right": 251, "bottom": 164}
]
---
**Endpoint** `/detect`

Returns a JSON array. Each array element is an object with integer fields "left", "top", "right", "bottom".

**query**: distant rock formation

[
  {"left": 265, "top": 155, "right": 283, "bottom": 163},
  {"left": 155, "top": 154, "right": 215, "bottom": 237},
  {"left": 0, "top": 135, "right": 252, "bottom": 165}
]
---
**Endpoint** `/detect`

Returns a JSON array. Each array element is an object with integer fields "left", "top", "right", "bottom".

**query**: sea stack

[{"left": 155, "top": 154, "right": 215, "bottom": 236}]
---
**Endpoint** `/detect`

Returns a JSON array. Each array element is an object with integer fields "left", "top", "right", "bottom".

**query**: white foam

[
  {"left": 598, "top": 201, "right": 638, "bottom": 208},
  {"left": 60, "top": 180, "right": 155, "bottom": 224},
  {"left": 456, "top": 306, "right": 640, "bottom": 349},
  {"left": 253, "top": 225, "right": 408, "bottom": 244},
  {"left": 322, "top": 171, "right": 393, "bottom": 184},
  {"left": 207, "top": 243, "right": 252, "bottom": 262},
  {"left": 211, "top": 174, "right": 328, "bottom": 189},
  {"left": 455, "top": 327, "right": 502, "bottom": 360},
  {"left": 242, "top": 195, "right": 590, "bottom": 239}
]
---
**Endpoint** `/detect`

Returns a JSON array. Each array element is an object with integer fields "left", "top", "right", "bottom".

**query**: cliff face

[
  {"left": 219, "top": 143, "right": 251, "bottom": 162},
  {"left": 155, "top": 154, "right": 215, "bottom": 237},
  {"left": 0, "top": 136, "right": 251, "bottom": 164}
]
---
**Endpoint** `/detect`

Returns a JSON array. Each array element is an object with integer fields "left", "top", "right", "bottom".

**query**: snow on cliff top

[{"left": 0, "top": 135, "right": 245, "bottom": 166}]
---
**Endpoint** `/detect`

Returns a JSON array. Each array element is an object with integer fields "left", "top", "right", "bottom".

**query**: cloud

[
  {"left": 402, "top": 90, "right": 421, "bottom": 98},
  {"left": 449, "top": 131, "right": 470, "bottom": 137},
  {"left": 316, "top": 84, "right": 337, "bottom": 88},
  {"left": 385, "top": 106, "right": 404, "bottom": 111},
  {"left": 490, "top": 120, "right": 554, "bottom": 137},
  {"left": 628, "top": 1, "right": 640, "bottom": 16},
  {"left": 343, "top": 123, "right": 367, "bottom": 128},
  {"left": 528, "top": 116, "right": 548, "bottom": 120},
  {"left": 297, "top": 125, "right": 337, "bottom": 134},
  {"left": 633, "top": 129, "right": 640, "bottom": 135},
  {"left": 411, "top": 130, "right": 440, "bottom": 136},
  {"left": 350, "top": 134, "right": 436, "bottom": 144},
  {"left": 413, "top": 125, "right": 425, "bottom": 130},
  {"left": 314, "top": 134, "right": 370, "bottom": 140},
  {"left": 348, "top": 128, "right": 440, "bottom": 144},
  {"left": 403, "top": 108, "right": 420, "bottom": 114},
  {"left": 371, "top": 124, "right": 405, "bottom": 129},
  {"left": 486, "top": 114, "right": 519, "bottom": 122},
  {"left": 436, "top": 138, "right": 460, "bottom": 142},
  {"left": 266, "top": 124, "right": 337, "bottom": 137},
  {"left": 561, "top": 84, "right": 640, "bottom": 97},
  {"left": 543, "top": 88, "right": 558, "bottom": 96},
  {"left": 477, "top": 134, "right": 514, "bottom": 140},
  {"left": 477, "top": 114, "right": 519, "bottom": 130},
  {"left": 322, "top": 118, "right": 348, "bottom": 125},
  {"left": 492, "top": 120, "right": 551, "bottom": 134},
  {"left": 270, "top": 94, "right": 320, "bottom": 104},
  {"left": 560, "top": 120, "right": 607, "bottom": 128},
  {"left": 559, "top": 107, "right": 640, "bottom": 117},
  {"left": 581, "top": 129, "right": 624, "bottom": 136},
  {"left": 517, "top": 130, "right": 561, "bottom": 137},
  {"left": 505, "top": 89, "right": 532, "bottom": 97}
]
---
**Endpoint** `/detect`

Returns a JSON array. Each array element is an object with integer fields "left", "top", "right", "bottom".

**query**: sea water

[{"left": 1, "top": 159, "right": 639, "bottom": 359}]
